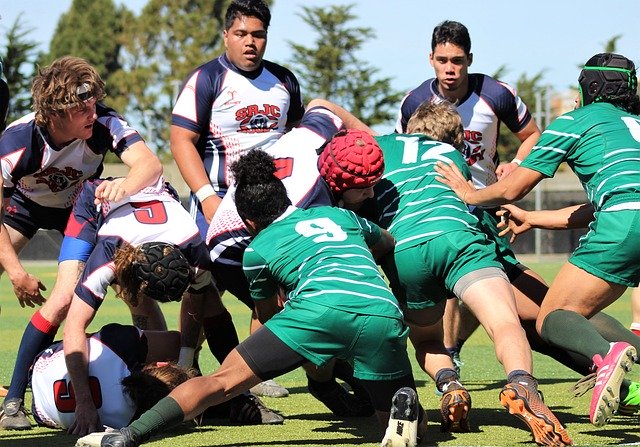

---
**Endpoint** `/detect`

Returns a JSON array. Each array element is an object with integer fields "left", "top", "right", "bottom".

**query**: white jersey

[
  {"left": 171, "top": 54, "right": 304, "bottom": 199},
  {"left": 31, "top": 324, "right": 143, "bottom": 429},
  {"left": 66, "top": 178, "right": 212, "bottom": 309},
  {"left": 206, "top": 106, "right": 342, "bottom": 266},
  {"left": 0, "top": 105, "right": 143, "bottom": 208},
  {"left": 396, "top": 73, "right": 532, "bottom": 188}
]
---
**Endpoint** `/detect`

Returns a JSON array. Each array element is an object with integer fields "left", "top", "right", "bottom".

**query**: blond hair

[
  {"left": 113, "top": 243, "right": 145, "bottom": 307},
  {"left": 31, "top": 56, "right": 105, "bottom": 127},
  {"left": 406, "top": 100, "right": 465, "bottom": 150}
]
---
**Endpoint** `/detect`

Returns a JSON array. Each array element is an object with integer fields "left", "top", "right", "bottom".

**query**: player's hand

[
  {"left": 496, "top": 204, "right": 532, "bottom": 243},
  {"left": 67, "top": 403, "right": 102, "bottom": 436},
  {"left": 434, "top": 161, "right": 477, "bottom": 203},
  {"left": 94, "top": 178, "right": 128, "bottom": 205},
  {"left": 495, "top": 162, "right": 518, "bottom": 180},
  {"left": 11, "top": 272, "right": 46, "bottom": 308}
]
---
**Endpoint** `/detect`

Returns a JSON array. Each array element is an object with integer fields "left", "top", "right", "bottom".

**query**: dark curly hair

[
  {"left": 231, "top": 150, "right": 290, "bottom": 231},
  {"left": 122, "top": 362, "right": 199, "bottom": 418},
  {"left": 605, "top": 93, "right": 640, "bottom": 115}
]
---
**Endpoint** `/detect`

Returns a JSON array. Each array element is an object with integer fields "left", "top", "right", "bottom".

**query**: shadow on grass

[
  {"left": 461, "top": 377, "right": 579, "bottom": 393},
  {"left": 424, "top": 399, "right": 640, "bottom": 447}
]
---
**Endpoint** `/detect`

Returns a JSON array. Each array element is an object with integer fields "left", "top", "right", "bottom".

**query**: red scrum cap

[{"left": 318, "top": 129, "right": 384, "bottom": 195}]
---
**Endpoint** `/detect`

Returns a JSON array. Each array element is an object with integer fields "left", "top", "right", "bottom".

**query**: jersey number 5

[
  {"left": 53, "top": 376, "right": 103, "bottom": 413},
  {"left": 131, "top": 200, "right": 168, "bottom": 224}
]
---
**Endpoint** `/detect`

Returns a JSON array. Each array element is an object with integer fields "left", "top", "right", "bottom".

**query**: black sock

[
  {"left": 435, "top": 367, "right": 459, "bottom": 392},
  {"left": 202, "top": 310, "right": 240, "bottom": 365},
  {"left": 307, "top": 374, "right": 338, "bottom": 392}
]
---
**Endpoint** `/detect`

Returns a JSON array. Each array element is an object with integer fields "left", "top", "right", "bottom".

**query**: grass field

[{"left": 1, "top": 259, "right": 639, "bottom": 447}]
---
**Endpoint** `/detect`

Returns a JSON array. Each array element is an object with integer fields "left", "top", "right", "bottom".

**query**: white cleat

[{"left": 381, "top": 387, "right": 422, "bottom": 447}]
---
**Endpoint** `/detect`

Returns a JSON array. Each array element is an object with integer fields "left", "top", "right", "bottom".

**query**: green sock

[
  {"left": 590, "top": 312, "right": 640, "bottom": 358},
  {"left": 541, "top": 309, "right": 610, "bottom": 362},
  {"left": 129, "top": 396, "right": 185, "bottom": 441}
]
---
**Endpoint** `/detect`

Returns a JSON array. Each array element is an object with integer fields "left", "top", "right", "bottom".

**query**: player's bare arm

[
  {"left": 62, "top": 296, "right": 102, "bottom": 435},
  {"left": 170, "top": 125, "right": 221, "bottom": 223},
  {"left": 496, "top": 120, "right": 541, "bottom": 180},
  {"left": 94, "top": 141, "right": 162, "bottom": 204},
  {"left": 435, "top": 161, "right": 543, "bottom": 206},
  {"left": 498, "top": 202, "right": 595, "bottom": 242},
  {"left": 306, "top": 99, "right": 377, "bottom": 135},
  {"left": 0, "top": 223, "right": 46, "bottom": 307}
]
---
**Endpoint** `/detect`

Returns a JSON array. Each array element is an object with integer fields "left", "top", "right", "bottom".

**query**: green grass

[{"left": 1, "top": 260, "right": 639, "bottom": 447}]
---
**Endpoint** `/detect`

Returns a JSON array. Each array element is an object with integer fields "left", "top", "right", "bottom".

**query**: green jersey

[
  {"left": 243, "top": 206, "right": 402, "bottom": 318},
  {"left": 521, "top": 102, "right": 640, "bottom": 211},
  {"left": 371, "top": 134, "right": 480, "bottom": 251}
]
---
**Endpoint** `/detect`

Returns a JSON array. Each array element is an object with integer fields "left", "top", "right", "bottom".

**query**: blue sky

[{"left": 2, "top": 0, "right": 639, "bottom": 97}]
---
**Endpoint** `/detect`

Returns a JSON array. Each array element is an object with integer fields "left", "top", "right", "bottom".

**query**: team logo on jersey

[
  {"left": 235, "top": 104, "right": 281, "bottom": 133},
  {"left": 462, "top": 130, "right": 484, "bottom": 166},
  {"left": 34, "top": 166, "right": 84, "bottom": 192}
]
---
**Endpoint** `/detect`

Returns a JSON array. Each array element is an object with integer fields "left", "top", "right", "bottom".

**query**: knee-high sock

[
  {"left": 129, "top": 396, "right": 184, "bottom": 442},
  {"left": 6, "top": 311, "right": 59, "bottom": 400},
  {"left": 590, "top": 312, "right": 640, "bottom": 360},
  {"left": 202, "top": 310, "right": 239, "bottom": 365},
  {"left": 521, "top": 319, "right": 592, "bottom": 375},
  {"left": 540, "top": 309, "right": 610, "bottom": 362}
]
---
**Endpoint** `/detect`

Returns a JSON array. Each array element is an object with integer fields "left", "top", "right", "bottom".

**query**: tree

[
  {"left": 493, "top": 67, "right": 547, "bottom": 162},
  {"left": 45, "top": 0, "right": 132, "bottom": 114},
  {"left": 114, "top": 0, "right": 244, "bottom": 157},
  {"left": 286, "top": 4, "right": 403, "bottom": 128},
  {"left": 0, "top": 14, "right": 40, "bottom": 122}
]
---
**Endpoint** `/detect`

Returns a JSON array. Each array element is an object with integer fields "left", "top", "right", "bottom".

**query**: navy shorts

[{"left": 3, "top": 192, "right": 71, "bottom": 238}]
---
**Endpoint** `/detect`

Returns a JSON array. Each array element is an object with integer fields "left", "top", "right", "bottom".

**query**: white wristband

[
  {"left": 511, "top": 158, "right": 522, "bottom": 165},
  {"left": 194, "top": 184, "right": 215, "bottom": 202}
]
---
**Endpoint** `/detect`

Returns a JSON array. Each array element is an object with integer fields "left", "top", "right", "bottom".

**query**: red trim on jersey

[
  {"left": 1, "top": 146, "right": 27, "bottom": 173},
  {"left": 63, "top": 211, "right": 94, "bottom": 238}
]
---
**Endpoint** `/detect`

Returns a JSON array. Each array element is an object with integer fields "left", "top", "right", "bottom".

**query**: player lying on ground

[{"left": 31, "top": 323, "right": 196, "bottom": 430}]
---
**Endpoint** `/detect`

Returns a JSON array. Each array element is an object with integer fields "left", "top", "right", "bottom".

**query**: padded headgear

[
  {"left": 578, "top": 53, "right": 637, "bottom": 106},
  {"left": 318, "top": 129, "right": 384, "bottom": 196},
  {"left": 132, "top": 242, "right": 193, "bottom": 303}
]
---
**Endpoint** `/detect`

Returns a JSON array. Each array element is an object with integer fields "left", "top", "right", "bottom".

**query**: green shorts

[
  {"left": 382, "top": 230, "right": 503, "bottom": 310},
  {"left": 265, "top": 300, "right": 412, "bottom": 381},
  {"left": 473, "top": 207, "right": 521, "bottom": 277},
  {"left": 570, "top": 209, "right": 640, "bottom": 287}
]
